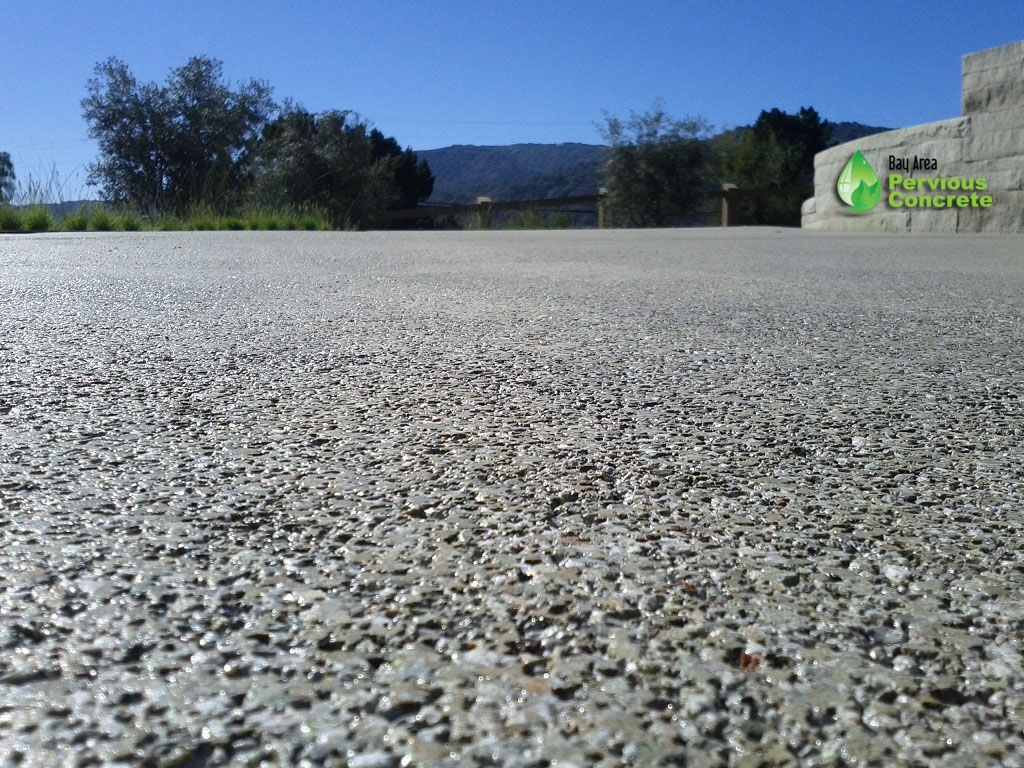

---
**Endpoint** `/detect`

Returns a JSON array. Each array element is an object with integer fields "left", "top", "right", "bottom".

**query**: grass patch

[
  {"left": 502, "top": 210, "right": 572, "bottom": 229},
  {"left": 0, "top": 207, "right": 23, "bottom": 232},
  {"left": 62, "top": 211, "right": 89, "bottom": 231},
  {"left": 23, "top": 205, "right": 53, "bottom": 231},
  {"left": 118, "top": 211, "right": 142, "bottom": 231},
  {"left": 239, "top": 206, "right": 330, "bottom": 231},
  {"left": 88, "top": 208, "right": 114, "bottom": 231},
  {"left": 157, "top": 215, "right": 185, "bottom": 231},
  {"left": 181, "top": 205, "right": 222, "bottom": 230},
  {"left": 0, "top": 205, "right": 54, "bottom": 232},
  {"left": 187, "top": 216, "right": 221, "bottom": 230},
  {"left": 2, "top": 203, "right": 337, "bottom": 233},
  {"left": 247, "top": 213, "right": 282, "bottom": 230}
]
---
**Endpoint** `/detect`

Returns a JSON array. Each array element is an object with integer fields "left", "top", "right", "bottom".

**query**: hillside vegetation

[
  {"left": 418, "top": 121, "right": 890, "bottom": 204},
  {"left": 416, "top": 143, "right": 605, "bottom": 203}
]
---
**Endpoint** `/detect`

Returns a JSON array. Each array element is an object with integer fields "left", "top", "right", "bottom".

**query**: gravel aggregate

[{"left": 0, "top": 228, "right": 1022, "bottom": 767}]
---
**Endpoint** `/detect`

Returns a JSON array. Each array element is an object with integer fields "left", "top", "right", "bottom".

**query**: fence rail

[{"left": 381, "top": 185, "right": 811, "bottom": 228}]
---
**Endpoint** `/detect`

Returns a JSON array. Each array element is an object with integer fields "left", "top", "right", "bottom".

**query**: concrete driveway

[{"left": 1, "top": 229, "right": 1022, "bottom": 766}]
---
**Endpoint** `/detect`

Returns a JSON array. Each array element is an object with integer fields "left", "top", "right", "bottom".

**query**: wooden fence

[{"left": 380, "top": 184, "right": 811, "bottom": 228}]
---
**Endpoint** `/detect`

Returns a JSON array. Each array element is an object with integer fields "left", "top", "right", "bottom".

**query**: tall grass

[
  {"left": 0, "top": 205, "right": 339, "bottom": 233},
  {"left": 0, "top": 205, "right": 53, "bottom": 231},
  {"left": 0, "top": 162, "right": 396, "bottom": 233},
  {"left": 502, "top": 209, "right": 573, "bottom": 229},
  {"left": 137, "top": 204, "right": 332, "bottom": 232},
  {"left": 63, "top": 211, "right": 89, "bottom": 231},
  {"left": 0, "top": 163, "right": 455, "bottom": 233},
  {"left": 87, "top": 207, "right": 114, "bottom": 231},
  {"left": 119, "top": 211, "right": 142, "bottom": 231},
  {"left": 12, "top": 163, "right": 86, "bottom": 210},
  {"left": 23, "top": 205, "right": 53, "bottom": 231},
  {"left": 0, "top": 163, "right": 341, "bottom": 234},
  {"left": 157, "top": 215, "right": 185, "bottom": 231},
  {"left": 0, "top": 207, "right": 23, "bottom": 232},
  {"left": 1, "top": 163, "right": 338, "bottom": 234}
]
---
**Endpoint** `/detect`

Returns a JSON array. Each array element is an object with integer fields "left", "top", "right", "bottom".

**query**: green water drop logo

[{"left": 837, "top": 150, "right": 881, "bottom": 212}]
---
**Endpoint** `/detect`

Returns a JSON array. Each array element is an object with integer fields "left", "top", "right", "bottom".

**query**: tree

[
  {"left": 250, "top": 105, "right": 433, "bottom": 228},
  {"left": 81, "top": 56, "right": 274, "bottom": 213},
  {"left": 368, "top": 129, "right": 434, "bottom": 210},
  {"left": 598, "top": 101, "right": 714, "bottom": 227},
  {"left": 751, "top": 107, "right": 830, "bottom": 187},
  {"left": 715, "top": 106, "right": 830, "bottom": 225},
  {"left": 0, "top": 152, "right": 15, "bottom": 205},
  {"left": 250, "top": 106, "right": 394, "bottom": 228}
]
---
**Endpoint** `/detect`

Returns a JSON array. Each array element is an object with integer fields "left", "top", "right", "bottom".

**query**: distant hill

[
  {"left": 486, "top": 160, "right": 604, "bottom": 202},
  {"left": 711, "top": 120, "right": 892, "bottom": 148},
  {"left": 826, "top": 121, "right": 892, "bottom": 147},
  {"left": 12, "top": 199, "right": 105, "bottom": 216},
  {"left": 415, "top": 143, "right": 605, "bottom": 203},
  {"left": 416, "top": 122, "right": 891, "bottom": 204}
]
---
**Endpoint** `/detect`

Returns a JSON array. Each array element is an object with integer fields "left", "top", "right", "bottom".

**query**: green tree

[
  {"left": 368, "top": 129, "right": 434, "bottom": 210},
  {"left": 82, "top": 56, "right": 275, "bottom": 213},
  {"left": 0, "top": 152, "right": 15, "bottom": 205},
  {"left": 751, "top": 107, "right": 830, "bottom": 187},
  {"left": 250, "top": 106, "right": 397, "bottom": 228},
  {"left": 599, "top": 101, "right": 713, "bottom": 227},
  {"left": 715, "top": 106, "right": 830, "bottom": 225}
]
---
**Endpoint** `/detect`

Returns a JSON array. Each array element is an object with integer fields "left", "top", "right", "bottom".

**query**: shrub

[
  {"left": 23, "top": 205, "right": 53, "bottom": 231},
  {"left": 599, "top": 101, "right": 714, "bottom": 227},
  {"left": 182, "top": 205, "right": 221, "bottom": 230},
  {"left": 503, "top": 210, "right": 572, "bottom": 230},
  {"left": 187, "top": 216, "right": 220, "bottom": 230},
  {"left": 118, "top": 212, "right": 142, "bottom": 231},
  {"left": 157, "top": 215, "right": 184, "bottom": 231},
  {"left": 88, "top": 208, "right": 114, "bottom": 231},
  {"left": 63, "top": 211, "right": 89, "bottom": 231},
  {"left": 0, "top": 206, "right": 22, "bottom": 231}
]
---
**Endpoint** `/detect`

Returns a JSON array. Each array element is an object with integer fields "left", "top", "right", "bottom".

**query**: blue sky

[{"left": 2, "top": 1, "right": 1020, "bottom": 200}]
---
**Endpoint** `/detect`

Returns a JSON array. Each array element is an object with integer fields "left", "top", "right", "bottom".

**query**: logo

[
  {"left": 836, "top": 150, "right": 995, "bottom": 212},
  {"left": 837, "top": 150, "right": 881, "bottom": 212}
]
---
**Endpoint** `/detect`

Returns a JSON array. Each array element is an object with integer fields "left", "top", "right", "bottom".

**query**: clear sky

[{"left": 2, "top": 1, "right": 1021, "bottom": 201}]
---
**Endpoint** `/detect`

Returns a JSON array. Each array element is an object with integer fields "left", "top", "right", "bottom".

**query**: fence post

[
  {"left": 597, "top": 187, "right": 607, "bottom": 229},
  {"left": 721, "top": 184, "right": 739, "bottom": 227},
  {"left": 476, "top": 197, "right": 493, "bottom": 229}
]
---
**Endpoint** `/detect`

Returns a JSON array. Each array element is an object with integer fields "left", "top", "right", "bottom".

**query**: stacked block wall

[{"left": 802, "top": 40, "right": 1023, "bottom": 233}]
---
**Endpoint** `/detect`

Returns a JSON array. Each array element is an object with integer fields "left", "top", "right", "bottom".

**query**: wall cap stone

[{"left": 962, "top": 39, "right": 1024, "bottom": 75}]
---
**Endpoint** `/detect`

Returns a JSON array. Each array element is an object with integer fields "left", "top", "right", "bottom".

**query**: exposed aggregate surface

[{"left": 0, "top": 228, "right": 1022, "bottom": 767}]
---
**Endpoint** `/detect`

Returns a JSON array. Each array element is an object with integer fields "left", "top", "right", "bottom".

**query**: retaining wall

[{"left": 802, "top": 40, "right": 1024, "bottom": 233}]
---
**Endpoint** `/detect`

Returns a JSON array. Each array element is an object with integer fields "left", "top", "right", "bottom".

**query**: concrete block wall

[
  {"left": 962, "top": 39, "right": 1024, "bottom": 114},
  {"left": 802, "top": 39, "right": 1024, "bottom": 233}
]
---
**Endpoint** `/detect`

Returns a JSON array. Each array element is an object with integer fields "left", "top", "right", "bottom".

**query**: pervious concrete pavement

[{"left": 0, "top": 228, "right": 1022, "bottom": 767}]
